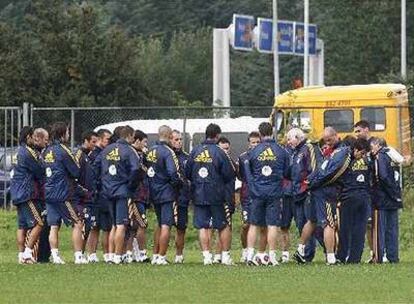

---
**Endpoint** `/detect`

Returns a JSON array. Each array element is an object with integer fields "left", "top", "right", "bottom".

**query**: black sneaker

[{"left": 293, "top": 251, "right": 306, "bottom": 264}]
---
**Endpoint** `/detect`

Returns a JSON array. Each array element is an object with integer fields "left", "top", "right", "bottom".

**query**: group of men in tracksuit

[{"left": 11, "top": 118, "right": 403, "bottom": 265}]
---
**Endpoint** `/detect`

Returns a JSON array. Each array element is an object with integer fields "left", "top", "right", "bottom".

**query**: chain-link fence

[
  {"left": 30, "top": 106, "right": 273, "bottom": 148},
  {"left": 30, "top": 105, "right": 414, "bottom": 147}
]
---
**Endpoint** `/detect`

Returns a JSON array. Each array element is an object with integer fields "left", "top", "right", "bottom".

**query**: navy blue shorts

[
  {"left": 313, "top": 190, "right": 337, "bottom": 228},
  {"left": 46, "top": 201, "right": 82, "bottom": 226},
  {"left": 193, "top": 204, "right": 231, "bottom": 230},
  {"left": 241, "top": 199, "right": 251, "bottom": 225},
  {"left": 108, "top": 197, "right": 129, "bottom": 226},
  {"left": 175, "top": 205, "right": 188, "bottom": 230},
  {"left": 82, "top": 204, "right": 99, "bottom": 232},
  {"left": 280, "top": 196, "right": 294, "bottom": 228},
  {"left": 250, "top": 196, "right": 282, "bottom": 227},
  {"left": 17, "top": 200, "right": 44, "bottom": 229},
  {"left": 96, "top": 197, "right": 112, "bottom": 231},
  {"left": 154, "top": 201, "right": 175, "bottom": 227},
  {"left": 128, "top": 200, "right": 148, "bottom": 229},
  {"left": 305, "top": 194, "right": 317, "bottom": 223}
]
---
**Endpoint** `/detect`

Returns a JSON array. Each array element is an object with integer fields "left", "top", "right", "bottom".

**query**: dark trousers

[
  {"left": 37, "top": 224, "right": 51, "bottom": 263},
  {"left": 377, "top": 209, "right": 399, "bottom": 263},
  {"left": 337, "top": 195, "right": 368, "bottom": 263},
  {"left": 294, "top": 198, "right": 317, "bottom": 262}
]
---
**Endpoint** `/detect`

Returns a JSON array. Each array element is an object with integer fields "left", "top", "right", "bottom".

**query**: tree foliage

[{"left": 0, "top": 0, "right": 412, "bottom": 107}]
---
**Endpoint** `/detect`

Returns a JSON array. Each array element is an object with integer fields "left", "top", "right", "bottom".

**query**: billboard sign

[{"left": 233, "top": 14, "right": 255, "bottom": 51}]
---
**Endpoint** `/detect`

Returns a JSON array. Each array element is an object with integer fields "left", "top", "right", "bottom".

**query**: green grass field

[{"left": 1, "top": 208, "right": 414, "bottom": 304}]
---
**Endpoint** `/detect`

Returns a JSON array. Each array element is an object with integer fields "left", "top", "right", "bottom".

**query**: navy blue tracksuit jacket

[
  {"left": 185, "top": 139, "right": 236, "bottom": 206},
  {"left": 243, "top": 138, "right": 289, "bottom": 200},
  {"left": 145, "top": 141, "right": 183, "bottom": 204},
  {"left": 43, "top": 141, "right": 80, "bottom": 203},
  {"left": 100, "top": 139, "right": 141, "bottom": 199},
  {"left": 10, "top": 144, "right": 44, "bottom": 204}
]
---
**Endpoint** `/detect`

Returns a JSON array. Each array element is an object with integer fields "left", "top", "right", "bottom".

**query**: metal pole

[
  {"left": 213, "top": 28, "right": 231, "bottom": 117},
  {"left": 4, "top": 109, "right": 7, "bottom": 208},
  {"left": 304, "top": 0, "right": 310, "bottom": 87},
  {"left": 22, "top": 102, "right": 29, "bottom": 127},
  {"left": 17, "top": 108, "right": 21, "bottom": 136},
  {"left": 318, "top": 39, "right": 325, "bottom": 85},
  {"left": 273, "top": 0, "right": 280, "bottom": 97},
  {"left": 401, "top": 0, "right": 407, "bottom": 80},
  {"left": 70, "top": 109, "right": 75, "bottom": 149}
]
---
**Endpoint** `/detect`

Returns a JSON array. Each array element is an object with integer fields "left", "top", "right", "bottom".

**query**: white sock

[
  {"left": 247, "top": 248, "right": 255, "bottom": 261},
  {"left": 214, "top": 253, "right": 221, "bottom": 260},
  {"left": 89, "top": 253, "right": 97, "bottom": 259},
  {"left": 126, "top": 250, "right": 133, "bottom": 256},
  {"left": 222, "top": 251, "right": 230, "bottom": 261},
  {"left": 74, "top": 251, "right": 83, "bottom": 260},
  {"left": 18, "top": 252, "right": 24, "bottom": 261},
  {"left": 370, "top": 250, "right": 374, "bottom": 258},
  {"left": 113, "top": 254, "right": 122, "bottom": 264},
  {"left": 23, "top": 247, "right": 33, "bottom": 258},
  {"left": 327, "top": 253, "right": 336, "bottom": 264},
  {"left": 132, "top": 238, "right": 139, "bottom": 252},
  {"left": 51, "top": 248, "right": 59, "bottom": 259},
  {"left": 282, "top": 251, "right": 290, "bottom": 259},
  {"left": 298, "top": 244, "right": 305, "bottom": 256},
  {"left": 175, "top": 254, "right": 183, "bottom": 259},
  {"left": 241, "top": 248, "right": 248, "bottom": 258},
  {"left": 202, "top": 251, "right": 211, "bottom": 259},
  {"left": 269, "top": 250, "right": 277, "bottom": 261}
]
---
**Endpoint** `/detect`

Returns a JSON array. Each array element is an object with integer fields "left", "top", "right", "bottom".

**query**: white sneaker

[
  {"left": 240, "top": 249, "right": 248, "bottom": 263},
  {"left": 104, "top": 253, "right": 113, "bottom": 264},
  {"left": 139, "top": 253, "right": 150, "bottom": 263},
  {"left": 222, "top": 257, "right": 235, "bottom": 266},
  {"left": 151, "top": 255, "right": 159, "bottom": 265},
  {"left": 156, "top": 257, "right": 169, "bottom": 265},
  {"left": 75, "top": 256, "right": 88, "bottom": 265},
  {"left": 203, "top": 255, "right": 213, "bottom": 265},
  {"left": 253, "top": 253, "right": 269, "bottom": 266},
  {"left": 113, "top": 255, "right": 122, "bottom": 265},
  {"left": 88, "top": 254, "right": 99, "bottom": 263},
  {"left": 174, "top": 255, "right": 184, "bottom": 264},
  {"left": 281, "top": 253, "right": 290, "bottom": 264},
  {"left": 382, "top": 255, "right": 389, "bottom": 263},
  {"left": 52, "top": 255, "right": 65, "bottom": 265},
  {"left": 213, "top": 254, "right": 221, "bottom": 264},
  {"left": 124, "top": 253, "right": 134, "bottom": 264},
  {"left": 18, "top": 253, "right": 24, "bottom": 264},
  {"left": 269, "top": 258, "right": 279, "bottom": 266}
]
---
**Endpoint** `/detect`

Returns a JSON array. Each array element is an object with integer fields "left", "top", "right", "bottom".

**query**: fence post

[
  {"left": 71, "top": 109, "right": 75, "bottom": 149},
  {"left": 22, "top": 102, "right": 29, "bottom": 127}
]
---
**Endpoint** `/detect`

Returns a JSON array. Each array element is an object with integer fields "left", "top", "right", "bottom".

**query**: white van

[{"left": 95, "top": 116, "right": 268, "bottom": 161}]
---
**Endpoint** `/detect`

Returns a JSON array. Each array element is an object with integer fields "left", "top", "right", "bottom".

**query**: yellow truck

[{"left": 271, "top": 83, "right": 412, "bottom": 161}]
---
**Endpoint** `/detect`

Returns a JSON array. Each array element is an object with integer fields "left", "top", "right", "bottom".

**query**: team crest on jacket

[
  {"left": 352, "top": 159, "right": 368, "bottom": 171},
  {"left": 198, "top": 167, "right": 209, "bottom": 178},
  {"left": 147, "top": 167, "right": 155, "bottom": 177},
  {"left": 261, "top": 165, "right": 272, "bottom": 176},
  {"left": 257, "top": 148, "right": 276, "bottom": 161},
  {"left": 194, "top": 150, "right": 212, "bottom": 163},
  {"left": 106, "top": 148, "right": 120, "bottom": 161},
  {"left": 44, "top": 151, "right": 55, "bottom": 163},
  {"left": 146, "top": 150, "right": 157, "bottom": 163}
]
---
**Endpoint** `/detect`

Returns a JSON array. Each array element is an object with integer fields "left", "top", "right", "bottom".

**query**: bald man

[
  {"left": 305, "top": 127, "right": 351, "bottom": 265},
  {"left": 146, "top": 125, "right": 183, "bottom": 265},
  {"left": 32, "top": 128, "right": 50, "bottom": 263}
]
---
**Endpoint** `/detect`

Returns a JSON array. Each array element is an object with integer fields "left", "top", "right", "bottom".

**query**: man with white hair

[
  {"left": 304, "top": 127, "right": 351, "bottom": 265},
  {"left": 282, "top": 128, "right": 320, "bottom": 263}
]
